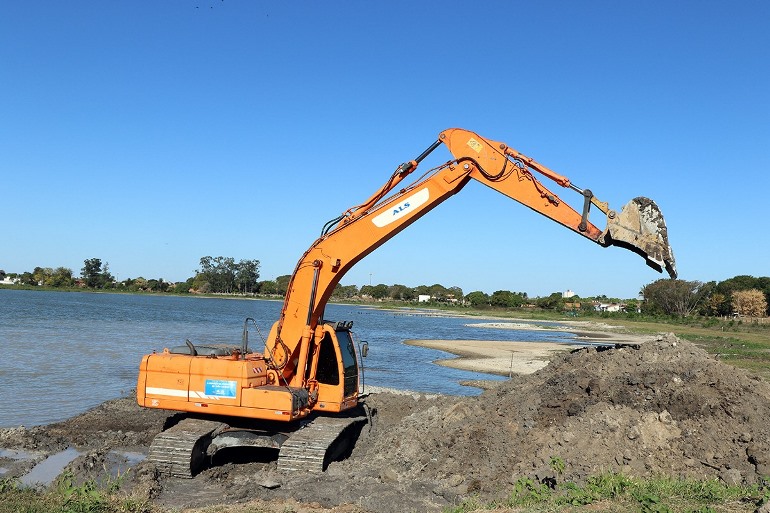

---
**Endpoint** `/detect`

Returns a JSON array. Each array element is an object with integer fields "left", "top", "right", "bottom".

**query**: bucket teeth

[{"left": 606, "top": 197, "right": 677, "bottom": 279}]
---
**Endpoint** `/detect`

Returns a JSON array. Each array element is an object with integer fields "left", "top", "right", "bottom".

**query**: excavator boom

[{"left": 436, "top": 128, "right": 676, "bottom": 278}]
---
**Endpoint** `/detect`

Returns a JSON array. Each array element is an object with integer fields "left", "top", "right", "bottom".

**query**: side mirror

[{"left": 360, "top": 341, "right": 369, "bottom": 358}]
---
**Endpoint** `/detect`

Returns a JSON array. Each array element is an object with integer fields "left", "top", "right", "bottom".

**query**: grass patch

[
  {"left": 447, "top": 472, "right": 770, "bottom": 513},
  {"left": 592, "top": 317, "right": 770, "bottom": 380},
  {"left": 0, "top": 471, "right": 153, "bottom": 513}
]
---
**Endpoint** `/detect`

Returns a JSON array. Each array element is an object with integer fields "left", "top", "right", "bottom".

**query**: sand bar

[
  {"left": 464, "top": 321, "right": 652, "bottom": 344},
  {"left": 406, "top": 320, "right": 653, "bottom": 376},
  {"left": 405, "top": 339, "right": 573, "bottom": 376}
]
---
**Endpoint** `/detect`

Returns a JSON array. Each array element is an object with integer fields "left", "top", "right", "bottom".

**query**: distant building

[
  {"left": 418, "top": 294, "right": 431, "bottom": 302},
  {"left": 594, "top": 302, "right": 623, "bottom": 313},
  {"left": 562, "top": 289, "right": 576, "bottom": 298}
]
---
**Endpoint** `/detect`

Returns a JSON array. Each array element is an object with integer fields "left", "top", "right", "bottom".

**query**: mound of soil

[
  {"left": 2, "top": 334, "right": 769, "bottom": 512},
  {"left": 356, "top": 334, "right": 770, "bottom": 495}
]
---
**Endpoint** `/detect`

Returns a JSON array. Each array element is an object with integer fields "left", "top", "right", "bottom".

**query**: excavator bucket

[{"left": 605, "top": 197, "right": 677, "bottom": 279}]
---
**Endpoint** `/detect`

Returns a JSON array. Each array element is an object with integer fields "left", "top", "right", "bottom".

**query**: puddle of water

[
  {"left": 0, "top": 448, "right": 42, "bottom": 461},
  {"left": 104, "top": 450, "right": 146, "bottom": 479},
  {"left": 0, "top": 466, "right": 8, "bottom": 475},
  {"left": 112, "top": 450, "right": 145, "bottom": 466},
  {"left": 19, "top": 447, "right": 81, "bottom": 487}
]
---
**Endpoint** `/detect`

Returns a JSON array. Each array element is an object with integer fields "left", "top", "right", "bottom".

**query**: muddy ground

[{"left": 2, "top": 333, "right": 770, "bottom": 512}]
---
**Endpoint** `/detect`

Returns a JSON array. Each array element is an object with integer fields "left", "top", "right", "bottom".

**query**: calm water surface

[{"left": 0, "top": 289, "right": 581, "bottom": 428}]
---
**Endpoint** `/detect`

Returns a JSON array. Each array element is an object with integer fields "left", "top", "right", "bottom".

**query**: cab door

[{"left": 313, "top": 325, "right": 359, "bottom": 412}]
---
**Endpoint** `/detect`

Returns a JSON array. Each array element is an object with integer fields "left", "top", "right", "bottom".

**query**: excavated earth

[{"left": 2, "top": 334, "right": 770, "bottom": 512}]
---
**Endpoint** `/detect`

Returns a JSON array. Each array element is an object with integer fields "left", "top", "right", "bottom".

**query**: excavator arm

[{"left": 266, "top": 128, "right": 676, "bottom": 384}]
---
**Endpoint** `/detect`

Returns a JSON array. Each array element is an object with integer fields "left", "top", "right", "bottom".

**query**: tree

[
  {"left": 235, "top": 259, "right": 260, "bottom": 294},
  {"left": 732, "top": 289, "right": 767, "bottom": 317},
  {"left": 332, "top": 284, "right": 359, "bottom": 299},
  {"left": 623, "top": 298, "right": 641, "bottom": 313},
  {"left": 191, "top": 273, "right": 210, "bottom": 292},
  {"left": 341, "top": 284, "right": 360, "bottom": 298},
  {"left": 82, "top": 259, "right": 97, "bottom": 287},
  {"left": 257, "top": 280, "right": 278, "bottom": 295},
  {"left": 465, "top": 291, "right": 490, "bottom": 307},
  {"left": 536, "top": 292, "right": 564, "bottom": 310},
  {"left": 702, "top": 291, "right": 730, "bottom": 317},
  {"left": 428, "top": 284, "right": 448, "bottom": 301},
  {"left": 714, "top": 275, "right": 770, "bottom": 316},
  {"left": 641, "top": 279, "right": 708, "bottom": 317},
  {"left": 174, "top": 278, "right": 194, "bottom": 294},
  {"left": 50, "top": 267, "right": 74, "bottom": 287},
  {"left": 388, "top": 284, "right": 414, "bottom": 301},
  {"left": 196, "top": 256, "right": 260, "bottom": 294},
  {"left": 146, "top": 278, "right": 170, "bottom": 292},
  {"left": 716, "top": 275, "right": 761, "bottom": 296},
  {"left": 20, "top": 271, "right": 36, "bottom": 286},
  {"left": 447, "top": 286, "right": 464, "bottom": 302},
  {"left": 81, "top": 258, "right": 114, "bottom": 289},
  {"left": 414, "top": 285, "right": 431, "bottom": 297},
  {"left": 370, "top": 283, "right": 389, "bottom": 299},
  {"left": 33, "top": 267, "right": 52, "bottom": 286},
  {"left": 275, "top": 275, "right": 291, "bottom": 296},
  {"left": 490, "top": 290, "right": 526, "bottom": 308}
]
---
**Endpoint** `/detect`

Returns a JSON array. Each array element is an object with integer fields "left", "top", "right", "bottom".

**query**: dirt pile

[
  {"left": 352, "top": 334, "right": 770, "bottom": 500},
  {"left": 2, "top": 334, "right": 769, "bottom": 512}
]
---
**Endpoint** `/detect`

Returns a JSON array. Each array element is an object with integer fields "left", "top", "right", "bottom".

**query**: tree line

[
  {"left": 2, "top": 257, "right": 768, "bottom": 318},
  {"left": 189, "top": 256, "right": 261, "bottom": 294},
  {"left": 641, "top": 276, "right": 769, "bottom": 318}
]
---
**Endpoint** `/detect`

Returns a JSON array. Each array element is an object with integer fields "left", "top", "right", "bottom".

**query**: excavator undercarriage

[{"left": 148, "top": 408, "right": 369, "bottom": 478}]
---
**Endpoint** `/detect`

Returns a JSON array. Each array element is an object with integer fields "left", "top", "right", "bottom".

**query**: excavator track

[
  {"left": 277, "top": 415, "right": 367, "bottom": 472},
  {"left": 148, "top": 418, "right": 223, "bottom": 478}
]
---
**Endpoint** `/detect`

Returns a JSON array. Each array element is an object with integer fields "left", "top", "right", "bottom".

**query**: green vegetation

[
  {"left": 192, "top": 256, "right": 261, "bottom": 294},
  {"left": 81, "top": 258, "right": 115, "bottom": 290},
  {"left": 3, "top": 470, "right": 768, "bottom": 513},
  {"left": 3, "top": 259, "right": 769, "bottom": 320},
  {"left": 447, "top": 471, "right": 770, "bottom": 513},
  {"left": 0, "top": 471, "right": 151, "bottom": 513}
]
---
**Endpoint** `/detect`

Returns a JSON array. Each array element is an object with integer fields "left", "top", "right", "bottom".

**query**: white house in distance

[{"left": 595, "top": 302, "right": 623, "bottom": 312}]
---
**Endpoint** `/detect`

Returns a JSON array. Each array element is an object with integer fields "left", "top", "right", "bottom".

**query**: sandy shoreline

[
  {"left": 406, "top": 320, "right": 653, "bottom": 376},
  {"left": 405, "top": 339, "right": 573, "bottom": 376}
]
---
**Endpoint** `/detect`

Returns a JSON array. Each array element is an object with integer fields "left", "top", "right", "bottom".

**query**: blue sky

[{"left": 1, "top": 1, "right": 768, "bottom": 299}]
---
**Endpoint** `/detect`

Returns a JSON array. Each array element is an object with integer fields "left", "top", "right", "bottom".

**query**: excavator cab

[{"left": 310, "top": 321, "right": 362, "bottom": 413}]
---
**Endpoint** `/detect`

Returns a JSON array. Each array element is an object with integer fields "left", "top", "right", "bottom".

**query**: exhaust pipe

[{"left": 605, "top": 197, "right": 677, "bottom": 279}]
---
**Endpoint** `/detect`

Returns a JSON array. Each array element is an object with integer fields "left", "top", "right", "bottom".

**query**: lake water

[{"left": 0, "top": 289, "right": 581, "bottom": 428}]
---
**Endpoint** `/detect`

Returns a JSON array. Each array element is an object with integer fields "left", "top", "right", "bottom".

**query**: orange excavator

[{"left": 137, "top": 128, "right": 676, "bottom": 476}]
